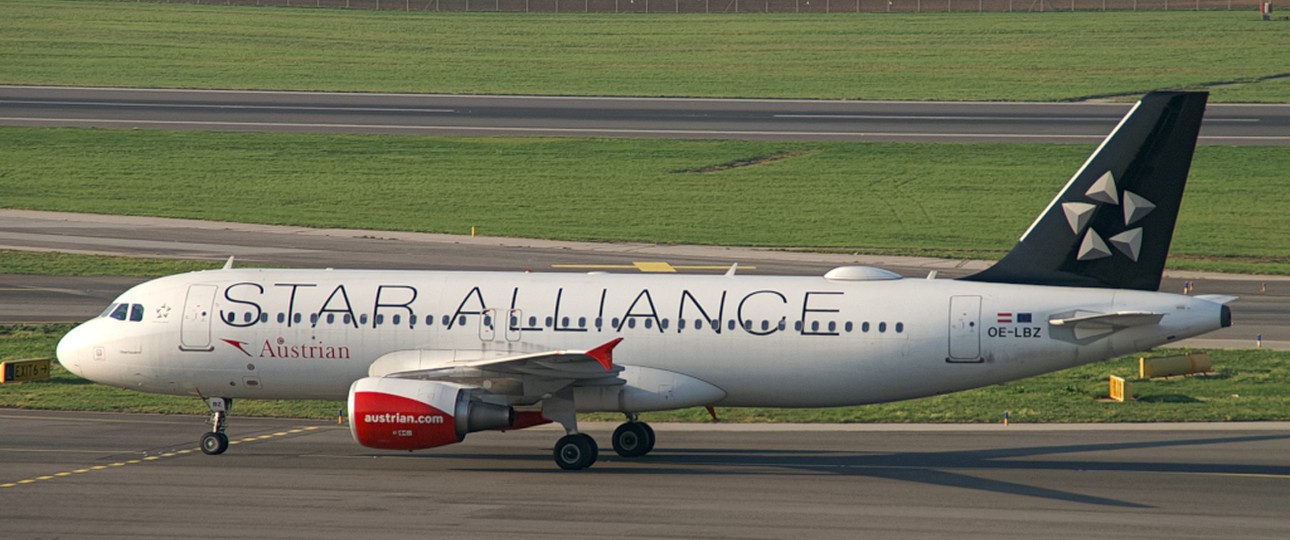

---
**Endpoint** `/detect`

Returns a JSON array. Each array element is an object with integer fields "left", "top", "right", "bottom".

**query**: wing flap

[{"left": 370, "top": 338, "right": 625, "bottom": 381}]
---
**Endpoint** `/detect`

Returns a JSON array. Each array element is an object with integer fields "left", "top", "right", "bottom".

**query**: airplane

[{"left": 56, "top": 91, "right": 1232, "bottom": 470}]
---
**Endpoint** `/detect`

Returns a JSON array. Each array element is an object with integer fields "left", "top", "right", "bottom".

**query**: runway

[
  {"left": 2, "top": 410, "right": 1288, "bottom": 539},
  {"left": 1, "top": 209, "right": 1285, "bottom": 348},
  {"left": 2, "top": 85, "right": 1288, "bottom": 145}
]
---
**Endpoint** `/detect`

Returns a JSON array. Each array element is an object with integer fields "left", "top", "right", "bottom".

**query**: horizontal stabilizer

[{"left": 1049, "top": 310, "right": 1163, "bottom": 340}]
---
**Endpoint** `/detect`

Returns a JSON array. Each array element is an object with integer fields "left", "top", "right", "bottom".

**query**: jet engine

[{"left": 348, "top": 378, "right": 514, "bottom": 451}]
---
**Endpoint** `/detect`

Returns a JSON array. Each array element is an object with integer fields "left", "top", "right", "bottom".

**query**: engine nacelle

[{"left": 348, "top": 378, "right": 514, "bottom": 451}]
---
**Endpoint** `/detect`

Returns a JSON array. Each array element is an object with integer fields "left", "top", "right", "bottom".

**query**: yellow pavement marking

[
  {"left": 552, "top": 262, "right": 756, "bottom": 273},
  {"left": 1, "top": 425, "right": 325, "bottom": 489},
  {"left": 632, "top": 261, "right": 676, "bottom": 273}
]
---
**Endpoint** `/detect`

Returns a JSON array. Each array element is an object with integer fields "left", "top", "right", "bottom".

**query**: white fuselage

[{"left": 56, "top": 267, "right": 1227, "bottom": 411}]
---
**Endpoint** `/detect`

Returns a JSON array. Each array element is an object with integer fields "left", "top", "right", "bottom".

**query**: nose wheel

[{"left": 200, "top": 397, "right": 232, "bottom": 455}]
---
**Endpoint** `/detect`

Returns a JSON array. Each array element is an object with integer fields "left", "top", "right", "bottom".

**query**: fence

[{"left": 144, "top": 0, "right": 1271, "bottom": 13}]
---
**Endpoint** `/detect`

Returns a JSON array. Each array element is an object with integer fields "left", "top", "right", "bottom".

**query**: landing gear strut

[
  {"left": 200, "top": 397, "right": 232, "bottom": 455},
  {"left": 612, "top": 414, "right": 655, "bottom": 458},
  {"left": 543, "top": 390, "right": 599, "bottom": 470}
]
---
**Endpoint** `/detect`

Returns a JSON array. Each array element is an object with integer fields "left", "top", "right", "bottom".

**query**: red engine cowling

[{"left": 348, "top": 378, "right": 515, "bottom": 451}]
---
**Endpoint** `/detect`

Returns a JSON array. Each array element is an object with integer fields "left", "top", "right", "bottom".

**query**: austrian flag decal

[{"left": 996, "top": 312, "right": 1032, "bottom": 324}]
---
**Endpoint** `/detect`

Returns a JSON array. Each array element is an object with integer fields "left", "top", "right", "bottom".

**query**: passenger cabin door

[
  {"left": 947, "top": 295, "right": 982, "bottom": 362},
  {"left": 180, "top": 284, "right": 218, "bottom": 352}
]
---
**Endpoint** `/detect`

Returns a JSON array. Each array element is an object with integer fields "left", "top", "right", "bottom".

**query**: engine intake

[{"left": 348, "top": 378, "right": 514, "bottom": 451}]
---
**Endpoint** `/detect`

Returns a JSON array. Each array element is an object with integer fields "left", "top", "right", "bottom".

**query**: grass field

[
  {"left": 5, "top": 324, "right": 1288, "bottom": 422},
  {"left": 0, "top": 250, "right": 229, "bottom": 276},
  {"left": 1, "top": 0, "right": 1286, "bottom": 102},
  {"left": 3, "top": 126, "right": 1289, "bottom": 274}
]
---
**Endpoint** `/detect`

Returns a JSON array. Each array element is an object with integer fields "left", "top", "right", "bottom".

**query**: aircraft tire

[
  {"left": 612, "top": 422, "right": 652, "bottom": 458},
  {"left": 200, "top": 432, "right": 229, "bottom": 455},
  {"left": 554, "top": 433, "right": 597, "bottom": 470}
]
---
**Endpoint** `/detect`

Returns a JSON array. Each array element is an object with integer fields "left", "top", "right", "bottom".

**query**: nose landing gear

[{"left": 200, "top": 397, "right": 232, "bottom": 455}]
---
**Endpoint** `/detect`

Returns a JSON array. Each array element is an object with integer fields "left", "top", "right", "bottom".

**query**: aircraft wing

[{"left": 368, "top": 338, "right": 625, "bottom": 383}]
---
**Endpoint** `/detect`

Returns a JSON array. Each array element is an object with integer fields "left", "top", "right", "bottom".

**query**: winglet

[{"left": 585, "top": 338, "right": 624, "bottom": 371}]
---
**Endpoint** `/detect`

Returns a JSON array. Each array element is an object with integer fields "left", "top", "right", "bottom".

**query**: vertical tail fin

[{"left": 962, "top": 91, "right": 1208, "bottom": 291}]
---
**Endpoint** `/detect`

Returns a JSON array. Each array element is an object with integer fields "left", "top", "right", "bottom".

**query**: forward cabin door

[
  {"left": 180, "top": 284, "right": 218, "bottom": 352},
  {"left": 947, "top": 295, "right": 982, "bottom": 362}
]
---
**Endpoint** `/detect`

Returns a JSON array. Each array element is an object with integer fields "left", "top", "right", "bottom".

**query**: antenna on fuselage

[
  {"left": 725, "top": 263, "right": 738, "bottom": 277},
  {"left": 222, "top": 256, "right": 235, "bottom": 270}
]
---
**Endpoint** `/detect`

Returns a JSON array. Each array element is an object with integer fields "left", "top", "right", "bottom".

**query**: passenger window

[
  {"left": 393, "top": 314, "right": 401, "bottom": 325},
  {"left": 545, "top": 317, "right": 553, "bottom": 328},
  {"left": 376, "top": 314, "right": 385, "bottom": 325},
  {"left": 277, "top": 313, "right": 285, "bottom": 323},
  {"left": 579, "top": 317, "right": 587, "bottom": 328},
  {"left": 562, "top": 316, "right": 571, "bottom": 328},
  {"left": 309, "top": 314, "right": 318, "bottom": 324},
  {"left": 260, "top": 313, "right": 268, "bottom": 323},
  {"left": 828, "top": 321, "right": 836, "bottom": 332},
  {"left": 661, "top": 319, "right": 669, "bottom": 330},
  {"left": 109, "top": 303, "right": 129, "bottom": 321},
  {"left": 628, "top": 319, "right": 636, "bottom": 329},
  {"left": 679, "top": 319, "right": 688, "bottom": 330},
  {"left": 895, "top": 322, "right": 904, "bottom": 333},
  {"left": 794, "top": 321, "right": 802, "bottom": 331},
  {"left": 426, "top": 315, "right": 434, "bottom": 326},
  {"left": 442, "top": 315, "right": 450, "bottom": 326},
  {"left": 344, "top": 314, "right": 352, "bottom": 324},
  {"left": 529, "top": 316, "right": 538, "bottom": 327},
  {"left": 727, "top": 320, "right": 735, "bottom": 331},
  {"left": 327, "top": 314, "right": 335, "bottom": 324},
  {"left": 811, "top": 321, "right": 820, "bottom": 332},
  {"left": 130, "top": 304, "right": 144, "bottom": 322},
  {"left": 879, "top": 322, "right": 887, "bottom": 333},
  {"left": 361, "top": 314, "right": 369, "bottom": 325},
  {"left": 644, "top": 319, "right": 652, "bottom": 329},
  {"left": 845, "top": 322, "right": 853, "bottom": 333},
  {"left": 761, "top": 320, "right": 769, "bottom": 331},
  {"left": 862, "top": 322, "right": 870, "bottom": 333},
  {"left": 243, "top": 312, "right": 253, "bottom": 323}
]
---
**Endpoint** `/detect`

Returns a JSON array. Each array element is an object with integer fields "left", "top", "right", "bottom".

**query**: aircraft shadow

[{"left": 444, "top": 433, "right": 1290, "bottom": 509}]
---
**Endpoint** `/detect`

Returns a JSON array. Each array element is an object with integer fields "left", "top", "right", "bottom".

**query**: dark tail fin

[{"left": 962, "top": 91, "right": 1208, "bottom": 291}]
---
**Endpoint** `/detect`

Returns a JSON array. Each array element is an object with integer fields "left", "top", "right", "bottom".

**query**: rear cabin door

[{"left": 947, "top": 295, "right": 982, "bottom": 362}]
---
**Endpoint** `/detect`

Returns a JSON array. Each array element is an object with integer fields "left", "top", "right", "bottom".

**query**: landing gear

[
  {"left": 554, "top": 433, "right": 598, "bottom": 470},
  {"left": 543, "top": 389, "right": 599, "bottom": 470},
  {"left": 200, "top": 397, "right": 232, "bottom": 456},
  {"left": 612, "top": 417, "right": 656, "bottom": 458}
]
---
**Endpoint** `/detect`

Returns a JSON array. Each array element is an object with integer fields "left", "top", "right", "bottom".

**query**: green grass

[
  {"left": 0, "top": 250, "right": 227, "bottom": 276},
  {"left": 6, "top": 324, "right": 1288, "bottom": 422},
  {"left": 3, "top": 126, "right": 1290, "bottom": 274},
  {"left": 0, "top": 0, "right": 1286, "bottom": 102}
]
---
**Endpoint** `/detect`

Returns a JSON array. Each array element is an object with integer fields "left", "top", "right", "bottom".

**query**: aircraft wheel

[
  {"left": 612, "top": 422, "right": 653, "bottom": 458},
  {"left": 640, "top": 422, "right": 656, "bottom": 454},
  {"left": 200, "top": 431, "right": 229, "bottom": 455},
  {"left": 554, "top": 433, "right": 598, "bottom": 470}
]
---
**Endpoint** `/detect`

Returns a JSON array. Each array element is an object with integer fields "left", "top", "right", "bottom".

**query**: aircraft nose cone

[{"left": 56, "top": 324, "right": 90, "bottom": 378}]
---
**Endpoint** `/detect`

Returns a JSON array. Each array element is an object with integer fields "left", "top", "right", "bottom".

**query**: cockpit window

[
  {"left": 109, "top": 304, "right": 129, "bottom": 321},
  {"left": 129, "top": 304, "right": 144, "bottom": 322}
]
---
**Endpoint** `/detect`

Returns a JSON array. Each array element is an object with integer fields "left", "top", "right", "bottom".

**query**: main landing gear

[
  {"left": 611, "top": 415, "right": 655, "bottom": 458},
  {"left": 200, "top": 397, "right": 232, "bottom": 455},
  {"left": 551, "top": 419, "right": 656, "bottom": 470},
  {"left": 542, "top": 392, "right": 659, "bottom": 470}
]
